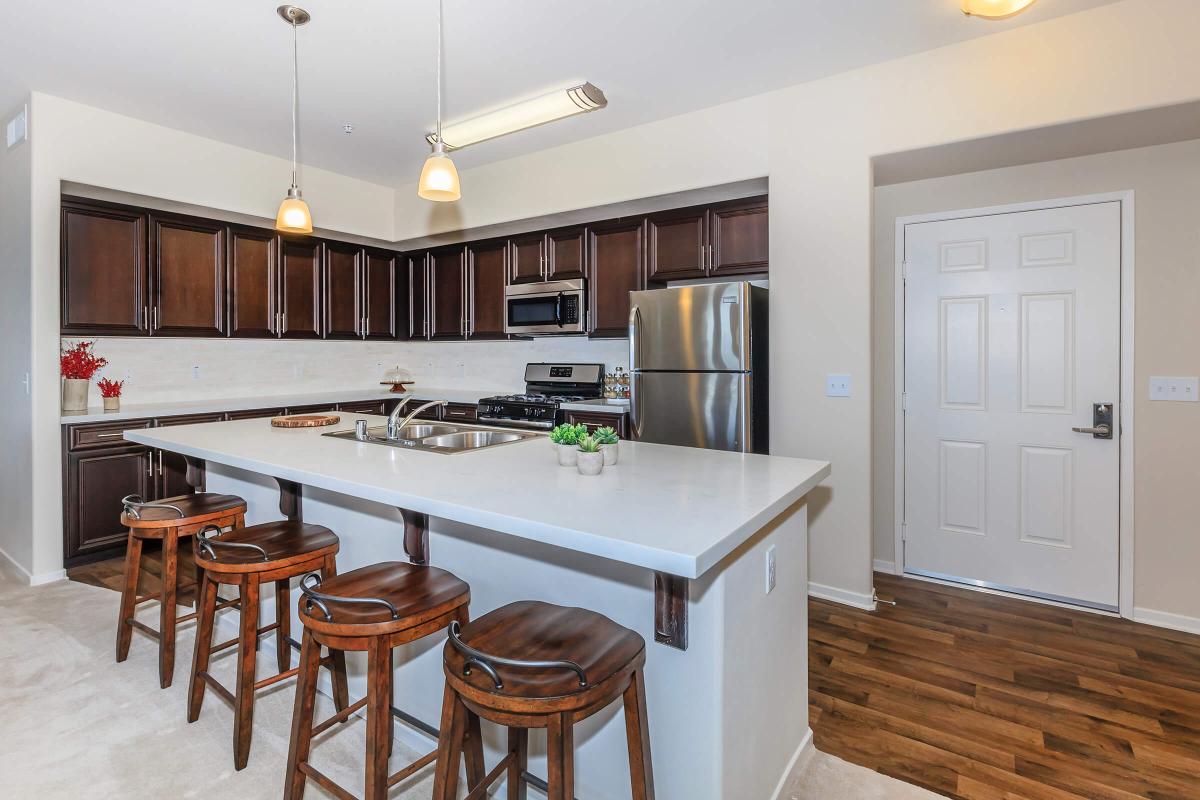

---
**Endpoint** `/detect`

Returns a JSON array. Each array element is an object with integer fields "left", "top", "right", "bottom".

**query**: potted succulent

[
  {"left": 576, "top": 434, "right": 605, "bottom": 476},
  {"left": 97, "top": 378, "right": 124, "bottom": 412},
  {"left": 594, "top": 426, "right": 620, "bottom": 466},
  {"left": 550, "top": 423, "right": 587, "bottom": 466},
  {"left": 60, "top": 340, "right": 108, "bottom": 412}
]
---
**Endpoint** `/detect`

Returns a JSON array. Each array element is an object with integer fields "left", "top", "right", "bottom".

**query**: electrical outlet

[
  {"left": 1149, "top": 376, "right": 1199, "bottom": 402},
  {"left": 191, "top": 365, "right": 201, "bottom": 380},
  {"left": 293, "top": 364, "right": 305, "bottom": 379},
  {"left": 765, "top": 545, "right": 777, "bottom": 594},
  {"left": 826, "top": 374, "right": 851, "bottom": 397}
]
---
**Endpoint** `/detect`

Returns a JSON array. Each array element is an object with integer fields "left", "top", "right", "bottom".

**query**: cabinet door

[
  {"left": 154, "top": 413, "right": 225, "bottom": 498},
  {"left": 589, "top": 219, "right": 645, "bottom": 338},
  {"left": 279, "top": 237, "right": 322, "bottom": 338},
  {"left": 547, "top": 226, "right": 587, "bottom": 281},
  {"left": 408, "top": 253, "right": 429, "bottom": 340},
  {"left": 466, "top": 240, "right": 507, "bottom": 339},
  {"left": 709, "top": 197, "right": 769, "bottom": 276},
  {"left": 324, "top": 241, "right": 363, "bottom": 339},
  {"left": 150, "top": 214, "right": 226, "bottom": 337},
  {"left": 364, "top": 250, "right": 398, "bottom": 340},
  {"left": 564, "top": 410, "right": 630, "bottom": 438},
  {"left": 61, "top": 201, "right": 148, "bottom": 335},
  {"left": 226, "top": 407, "right": 285, "bottom": 420},
  {"left": 65, "top": 445, "right": 153, "bottom": 564},
  {"left": 508, "top": 233, "right": 546, "bottom": 284},
  {"left": 228, "top": 226, "right": 277, "bottom": 338},
  {"left": 442, "top": 403, "right": 479, "bottom": 423},
  {"left": 429, "top": 247, "right": 466, "bottom": 340},
  {"left": 337, "top": 400, "right": 389, "bottom": 415},
  {"left": 646, "top": 207, "right": 708, "bottom": 282}
]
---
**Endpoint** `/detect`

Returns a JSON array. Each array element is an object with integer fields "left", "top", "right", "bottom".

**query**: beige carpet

[{"left": 0, "top": 562, "right": 937, "bottom": 799}]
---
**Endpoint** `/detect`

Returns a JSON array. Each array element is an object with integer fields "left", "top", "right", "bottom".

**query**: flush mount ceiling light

[
  {"left": 425, "top": 83, "right": 608, "bottom": 151},
  {"left": 275, "top": 5, "right": 314, "bottom": 233},
  {"left": 418, "top": 0, "right": 461, "bottom": 202},
  {"left": 961, "top": 0, "right": 1036, "bottom": 19}
]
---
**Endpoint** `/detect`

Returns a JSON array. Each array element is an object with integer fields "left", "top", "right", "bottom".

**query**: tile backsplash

[{"left": 63, "top": 336, "right": 629, "bottom": 405}]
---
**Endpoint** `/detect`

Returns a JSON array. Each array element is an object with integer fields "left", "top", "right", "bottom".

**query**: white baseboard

[
  {"left": 770, "top": 727, "right": 815, "bottom": 800},
  {"left": 809, "top": 581, "right": 876, "bottom": 611},
  {"left": 0, "top": 546, "right": 63, "bottom": 586},
  {"left": 0, "top": 545, "right": 30, "bottom": 581},
  {"left": 1133, "top": 606, "right": 1200, "bottom": 636},
  {"left": 873, "top": 559, "right": 896, "bottom": 575}
]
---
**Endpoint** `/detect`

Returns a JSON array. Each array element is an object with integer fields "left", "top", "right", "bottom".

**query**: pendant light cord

[
  {"left": 291, "top": 11, "right": 299, "bottom": 187},
  {"left": 435, "top": 0, "right": 443, "bottom": 146}
]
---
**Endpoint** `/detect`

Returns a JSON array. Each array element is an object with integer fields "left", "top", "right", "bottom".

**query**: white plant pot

[
  {"left": 600, "top": 442, "right": 619, "bottom": 466},
  {"left": 62, "top": 378, "right": 89, "bottom": 412},
  {"left": 103, "top": 397, "right": 120, "bottom": 412},
  {"left": 557, "top": 443, "right": 579, "bottom": 466},
  {"left": 577, "top": 450, "right": 604, "bottom": 476}
]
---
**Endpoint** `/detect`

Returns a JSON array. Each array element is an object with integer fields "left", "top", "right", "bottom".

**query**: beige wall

[{"left": 873, "top": 138, "right": 1200, "bottom": 622}]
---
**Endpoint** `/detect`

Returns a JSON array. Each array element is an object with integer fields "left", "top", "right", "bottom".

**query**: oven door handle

[{"left": 478, "top": 415, "right": 555, "bottom": 430}]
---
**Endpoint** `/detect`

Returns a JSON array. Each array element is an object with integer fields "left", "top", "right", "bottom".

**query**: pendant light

[
  {"left": 275, "top": 5, "right": 314, "bottom": 233},
  {"left": 418, "top": 0, "right": 461, "bottom": 202},
  {"left": 961, "top": 0, "right": 1036, "bottom": 19}
]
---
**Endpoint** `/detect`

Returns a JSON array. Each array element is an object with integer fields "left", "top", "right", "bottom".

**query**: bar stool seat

[
  {"left": 188, "top": 520, "right": 348, "bottom": 771},
  {"left": 298, "top": 561, "right": 471, "bottom": 635},
  {"left": 115, "top": 492, "right": 247, "bottom": 689},
  {"left": 434, "top": 601, "right": 655, "bottom": 800}
]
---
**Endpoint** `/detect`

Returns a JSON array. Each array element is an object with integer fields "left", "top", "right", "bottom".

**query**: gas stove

[{"left": 477, "top": 363, "right": 604, "bottom": 430}]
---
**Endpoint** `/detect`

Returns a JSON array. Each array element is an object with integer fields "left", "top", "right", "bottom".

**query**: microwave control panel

[{"left": 560, "top": 295, "right": 580, "bottom": 324}]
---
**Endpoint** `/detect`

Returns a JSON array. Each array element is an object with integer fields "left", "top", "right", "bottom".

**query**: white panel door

[{"left": 903, "top": 202, "right": 1120, "bottom": 609}]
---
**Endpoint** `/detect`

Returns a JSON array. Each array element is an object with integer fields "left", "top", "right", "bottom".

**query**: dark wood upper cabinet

[
  {"left": 466, "top": 240, "right": 507, "bottom": 339},
  {"left": 228, "top": 226, "right": 276, "bottom": 338},
  {"left": 709, "top": 197, "right": 768, "bottom": 277},
  {"left": 647, "top": 206, "right": 708, "bottom": 282},
  {"left": 364, "top": 250, "right": 398, "bottom": 340},
  {"left": 150, "top": 214, "right": 225, "bottom": 337},
  {"left": 61, "top": 201, "right": 148, "bottom": 335},
  {"left": 547, "top": 226, "right": 587, "bottom": 281},
  {"left": 589, "top": 219, "right": 645, "bottom": 338},
  {"left": 324, "top": 241, "right": 363, "bottom": 339},
  {"left": 429, "top": 247, "right": 466, "bottom": 340},
  {"left": 279, "top": 237, "right": 322, "bottom": 339},
  {"left": 508, "top": 233, "right": 546, "bottom": 284},
  {"left": 408, "top": 252, "right": 429, "bottom": 340}
]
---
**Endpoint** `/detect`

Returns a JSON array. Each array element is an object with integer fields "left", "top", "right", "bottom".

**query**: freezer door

[
  {"left": 629, "top": 371, "right": 752, "bottom": 452},
  {"left": 628, "top": 283, "right": 750, "bottom": 372}
]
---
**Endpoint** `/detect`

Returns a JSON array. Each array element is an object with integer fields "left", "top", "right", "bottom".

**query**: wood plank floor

[
  {"left": 812, "top": 572, "right": 1200, "bottom": 800},
  {"left": 69, "top": 556, "right": 1200, "bottom": 798}
]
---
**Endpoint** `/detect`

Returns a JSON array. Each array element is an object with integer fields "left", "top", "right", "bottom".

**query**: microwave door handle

[{"left": 555, "top": 292, "right": 564, "bottom": 327}]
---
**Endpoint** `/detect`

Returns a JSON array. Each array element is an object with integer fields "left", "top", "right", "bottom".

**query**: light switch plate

[
  {"left": 6, "top": 105, "right": 27, "bottom": 149},
  {"left": 826, "top": 373, "right": 851, "bottom": 397},
  {"left": 1149, "top": 376, "right": 1199, "bottom": 402},
  {"left": 765, "top": 545, "right": 777, "bottom": 594}
]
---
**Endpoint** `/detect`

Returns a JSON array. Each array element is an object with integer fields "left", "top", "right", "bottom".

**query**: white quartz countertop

[
  {"left": 59, "top": 387, "right": 496, "bottom": 424},
  {"left": 558, "top": 398, "right": 631, "bottom": 414},
  {"left": 124, "top": 417, "right": 830, "bottom": 579}
]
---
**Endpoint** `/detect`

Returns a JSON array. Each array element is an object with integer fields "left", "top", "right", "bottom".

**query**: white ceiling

[{"left": 1, "top": 0, "right": 1121, "bottom": 188}]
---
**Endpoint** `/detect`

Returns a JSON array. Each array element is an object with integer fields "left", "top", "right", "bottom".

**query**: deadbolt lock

[{"left": 1072, "top": 403, "right": 1114, "bottom": 439}]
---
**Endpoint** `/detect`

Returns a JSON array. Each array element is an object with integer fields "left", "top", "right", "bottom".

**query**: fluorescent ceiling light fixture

[
  {"left": 425, "top": 83, "right": 608, "bottom": 150},
  {"left": 961, "top": 0, "right": 1036, "bottom": 19}
]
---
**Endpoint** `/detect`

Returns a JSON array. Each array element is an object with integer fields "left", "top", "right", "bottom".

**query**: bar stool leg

[
  {"left": 233, "top": 576, "right": 260, "bottom": 770},
  {"left": 431, "top": 684, "right": 467, "bottom": 800},
  {"left": 275, "top": 579, "right": 292, "bottom": 673},
  {"left": 115, "top": 534, "right": 143, "bottom": 663},
  {"left": 464, "top": 711, "right": 486, "bottom": 789},
  {"left": 364, "top": 636, "right": 393, "bottom": 800},
  {"left": 623, "top": 669, "right": 656, "bottom": 800},
  {"left": 387, "top": 650, "right": 395, "bottom": 758},
  {"left": 284, "top": 628, "right": 321, "bottom": 800},
  {"left": 321, "top": 554, "right": 350, "bottom": 712},
  {"left": 187, "top": 573, "right": 219, "bottom": 722},
  {"left": 158, "top": 529, "right": 180, "bottom": 688},
  {"left": 546, "top": 712, "right": 574, "bottom": 800},
  {"left": 507, "top": 728, "right": 529, "bottom": 800}
]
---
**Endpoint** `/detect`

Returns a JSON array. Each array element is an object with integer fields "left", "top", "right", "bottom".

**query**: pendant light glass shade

[
  {"left": 418, "top": 142, "right": 461, "bottom": 201},
  {"left": 276, "top": 186, "right": 313, "bottom": 233},
  {"left": 961, "top": 0, "right": 1036, "bottom": 19},
  {"left": 276, "top": 6, "right": 314, "bottom": 231}
]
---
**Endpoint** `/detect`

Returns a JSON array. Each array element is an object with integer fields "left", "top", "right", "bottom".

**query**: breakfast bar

[{"left": 125, "top": 415, "right": 830, "bottom": 800}]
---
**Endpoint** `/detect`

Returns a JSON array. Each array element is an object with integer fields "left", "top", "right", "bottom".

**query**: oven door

[{"left": 505, "top": 280, "right": 586, "bottom": 335}]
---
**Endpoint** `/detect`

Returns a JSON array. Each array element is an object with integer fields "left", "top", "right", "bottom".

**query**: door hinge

[
  {"left": 900, "top": 522, "right": 908, "bottom": 541},
  {"left": 901, "top": 261, "right": 910, "bottom": 283},
  {"left": 901, "top": 392, "right": 908, "bottom": 412}
]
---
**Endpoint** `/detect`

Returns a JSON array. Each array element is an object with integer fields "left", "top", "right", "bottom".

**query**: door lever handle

[{"left": 1072, "top": 424, "right": 1111, "bottom": 437}]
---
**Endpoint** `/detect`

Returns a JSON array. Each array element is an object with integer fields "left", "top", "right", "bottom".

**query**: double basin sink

[{"left": 323, "top": 422, "right": 540, "bottom": 454}]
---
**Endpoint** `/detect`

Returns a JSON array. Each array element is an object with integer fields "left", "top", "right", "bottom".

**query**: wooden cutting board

[{"left": 270, "top": 413, "right": 341, "bottom": 428}]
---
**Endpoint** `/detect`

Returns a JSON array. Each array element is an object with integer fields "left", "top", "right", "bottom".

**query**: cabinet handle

[
  {"left": 96, "top": 432, "right": 123, "bottom": 438},
  {"left": 708, "top": 243, "right": 714, "bottom": 271},
  {"left": 158, "top": 451, "right": 163, "bottom": 476},
  {"left": 143, "top": 305, "right": 150, "bottom": 330},
  {"left": 152, "top": 306, "right": 159, "bottom": 330},
  {"left": 148, "top": 455, "right": 154, "bottom": 478}
]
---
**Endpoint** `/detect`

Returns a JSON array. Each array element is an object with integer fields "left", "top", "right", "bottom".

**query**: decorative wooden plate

[{"left": 270, "top": 413, "right": 341, "bottom": 428}]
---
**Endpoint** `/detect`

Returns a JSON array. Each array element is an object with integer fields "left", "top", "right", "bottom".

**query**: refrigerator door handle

[{"left": 628, "top": 304, "right": 643, "bottom": 440}]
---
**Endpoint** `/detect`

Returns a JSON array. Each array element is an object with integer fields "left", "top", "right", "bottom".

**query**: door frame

[{"left": 892, "top": 192, "right": 1135, "bottom": 618}]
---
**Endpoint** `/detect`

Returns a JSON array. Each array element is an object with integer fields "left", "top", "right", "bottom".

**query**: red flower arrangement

[
  {"left": 97, "top": 378, "right": 124, "bottom": 399},
  {"left": 61, "top": 340, "right": 108, "bottom": 380}
]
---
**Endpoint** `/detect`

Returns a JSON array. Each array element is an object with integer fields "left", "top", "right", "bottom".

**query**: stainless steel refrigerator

[{"left": 628, "top": 282, "right": 769, "bottom": 453}]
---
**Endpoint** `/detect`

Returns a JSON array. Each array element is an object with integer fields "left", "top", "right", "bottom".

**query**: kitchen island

[{"left": 125, "top": 415, "right": 830, "bottom": 800}]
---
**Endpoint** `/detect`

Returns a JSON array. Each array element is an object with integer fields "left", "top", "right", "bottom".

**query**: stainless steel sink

[{"left": 323, "top": 422, "right": 539, "bottom": 454}]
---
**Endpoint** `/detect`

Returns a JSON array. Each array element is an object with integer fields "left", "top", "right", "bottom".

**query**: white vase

[
  {"left": 557, "top": 443, "right": 579, "bottom": 466},
  {"left": 600, "top": 442, "right": 619, "bottom": 466},
  {"left": 103, "top": 397, "right": 120, "bottom": 412},
  {"left": 62, "top": 378, "right": 89, "bottom": 412},
  {"left": 577, "top": 450, "right": 604, "bottom": 476}
]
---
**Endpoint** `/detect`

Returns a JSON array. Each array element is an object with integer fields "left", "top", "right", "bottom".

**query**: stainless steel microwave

[{"left": 504, "top": 279, "right": 587, "bottom": 335}]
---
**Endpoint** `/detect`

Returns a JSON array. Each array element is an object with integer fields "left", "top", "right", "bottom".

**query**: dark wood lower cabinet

[
  {"left": 441, "top": 402, "right": 479, "bottom": 423},
  {"left": 563, "top": 410, "right": 630, "bottom": 438},
  {"left": 155, "top": 413, "right": 225, "bottom": 499},
  {"left": 64, "top": 444, "right": 153, "bottom": 566},
  {"left": 337, "top": 400, "right": 390, "bottom": 415}
]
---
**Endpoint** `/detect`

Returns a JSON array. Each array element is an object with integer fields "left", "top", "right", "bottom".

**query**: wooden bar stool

[
  {"left": 283, "top": 561, "right": 478, "bottom": 800},
  {"left": 433, "top": 601, "right": 655, "bottom": 800},
  {"left": 115, "top": 492, "right": 246, "bottom": 688},
  {"left": 188, "top": 520, "right": 349, "bottom": 770}
]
